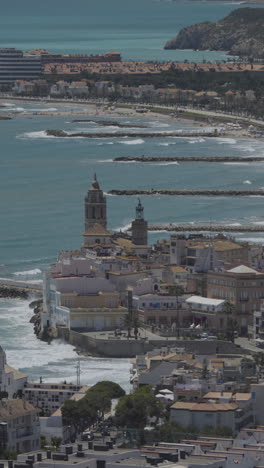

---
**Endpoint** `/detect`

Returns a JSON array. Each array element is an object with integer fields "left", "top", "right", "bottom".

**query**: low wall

[{"left": 61, "top": 330, "right": 245, "bottom": 358}]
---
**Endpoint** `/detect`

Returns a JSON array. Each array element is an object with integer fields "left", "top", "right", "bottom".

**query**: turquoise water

[{"left": 0, "top": 0, "right": 262, "bottom": 61}]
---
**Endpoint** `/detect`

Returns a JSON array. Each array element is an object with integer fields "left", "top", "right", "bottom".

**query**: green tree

[
  {"left": 115, "top": 386, "right": 162, "bottom": 429},
  {"left": 51, "top": 436, "right": 62, "bottom": 449},
  {"left": 223, "top": 301, "right": 235, "bottom": 315},
  {"left": 226, "top": 317, "right": 238, "bottom": 343}
]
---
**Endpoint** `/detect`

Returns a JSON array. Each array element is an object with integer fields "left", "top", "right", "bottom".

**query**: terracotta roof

[
  {"left": 5, "top": 364, "right": 27, "bottom": 380},
  {"left": 0, "top": 399, "right": 39, "bottom": 420},
  {"left": 169, "top": 266, "right": 188, "bottom": 273},
  {"left": 170, "top": 401, "right": 238, "bottom": 412}
]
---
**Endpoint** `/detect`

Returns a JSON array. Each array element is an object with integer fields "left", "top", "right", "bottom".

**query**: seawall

[{"left": 57, "top": 328, "right": 245, "bottom": 358}]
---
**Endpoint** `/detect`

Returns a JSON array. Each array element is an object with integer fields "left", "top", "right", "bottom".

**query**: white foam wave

[
  {"left": 188, "top": 138, "right": 205, "bottom": 144},
  {"left": 253, "top": 221, "right": 264, "bottom": 225},
  {"left": 113, "top": 221, "right": 132, "bottom": 232},
  {"left": 243, "top": 180, "right": 252, "bottom": 184},
  {"left": 1, "top": 102, "right": 16, "bottom": 107},
  {"left": 17, "top": 130, "right": 54, "bottom": 139},
  {"left": 97, "top": 142, "right": 114, "bottom": 146},
  {"left": 1, "top": 299, "right": 131, "bottom": 391},
  {"left": 98, "top": 159, "right": 113, "bottom": 163},
  {"left": 119, "top": 139, "right": 145, "bottom": 145},
  {"left": 217, "top": 138, "right": 237, "bottom": 145},
  {"left": 150, "top": 161, "right": 179, "bottom": 166},
  {"left": 14, "top": 268, "right": 42, "bottom": 276},
  {"left": 27, "top": 107, "right": 58, "bottom": 112}
]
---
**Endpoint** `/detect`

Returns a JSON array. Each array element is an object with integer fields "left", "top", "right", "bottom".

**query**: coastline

[{"left": 0, "top": 96, "right": 263, "bottom": 141}]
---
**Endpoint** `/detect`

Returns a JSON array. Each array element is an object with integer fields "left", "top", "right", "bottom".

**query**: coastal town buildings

[
  {"left": 23, "top": 382, "right": 89, "bottom": 416},
  {"left": 207, "top": 265, "right": 264, "bottom": 333},
  {"left": 39, "top": 174, "right": 264, "bottom": 346},
  {"left": 0, "top": 399, "right": 40, "bottom": 453},
  {"left": 0, "top": 347, "right": 27, "bottom": 398},
  {"left": 0, "top": 48, "right": 41, "bottom": 84}
]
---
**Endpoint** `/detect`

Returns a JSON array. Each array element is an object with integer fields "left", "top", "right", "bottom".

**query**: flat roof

[{"left": 186, "top": 296, "right": 225, "bottom": 306}]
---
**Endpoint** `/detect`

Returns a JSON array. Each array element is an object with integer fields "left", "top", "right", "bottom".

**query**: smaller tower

[{"left": 131, "top": 198, "right": 148, "bottom": 245}]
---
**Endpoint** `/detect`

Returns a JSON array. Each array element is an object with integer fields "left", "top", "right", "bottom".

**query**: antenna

[{"left": 76, "top": 359, "right": 81, "bottom": 386}]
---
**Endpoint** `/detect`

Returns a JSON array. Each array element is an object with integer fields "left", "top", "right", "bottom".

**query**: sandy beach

[{"left": 0, "top": 97, "right": 263, "bottom": 141}]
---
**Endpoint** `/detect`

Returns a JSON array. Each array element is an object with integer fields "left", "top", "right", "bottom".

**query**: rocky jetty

[
  {"left": 46, "top": 129, "right": 219, "bottom": 138},
  {"left": 0, "top": 286, "right": 29, "bottom": 299},
  {"left": 114, "top": 156, "right": 264, "bottom": 163},
  {"left": 109, "top": 189, "right": 264, "bottom": 196},
  {"left": 164, "top": 8, "right": 264, "bottom": 58}
]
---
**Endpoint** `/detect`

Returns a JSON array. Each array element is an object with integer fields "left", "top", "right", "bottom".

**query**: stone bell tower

[
  {"left": 131, "top": 198, "right": 148, "bottom": 245},
  {"left": 84, "top": 174, "right": 107, "bottom": 231}
]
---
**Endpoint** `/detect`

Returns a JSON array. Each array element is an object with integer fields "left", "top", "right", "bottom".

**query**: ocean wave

[
  {"left": 98, "top": 158, "right": 114, "bottom": 163},
  {"left": 150, "top": 161, "right": 179, "bottom": 166},
  {"left": 27, "top": 107, "right": 58, "bottom": 112},
  {"left": 243, "top": 180, "right": 252, "bottom": 184},
  {"left": 96, "top": 142, "right": 114, "bottom": 146},
  {"left": 17, "top": 130, "right": 54, "bottom": 139},
  {"left": 119, "top": 138, "right": 145, "bottom": 145},
  {"left": 188, "top": 138, "right": 205, "bottom": 144},
  {"left": 14, "top": 268, "right": 42, "bottom": 276},
  {"left": 1, "top": 102, "right": 16, "bottom": 107},
  {"left": 217, "top": 138, "right": 237, "bottom": 145},
  {"left": 113, "top": 221, "right": 132, "bottom": 232}
]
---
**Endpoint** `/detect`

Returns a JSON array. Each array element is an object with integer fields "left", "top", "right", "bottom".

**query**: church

[{"left": 82, "top": 173, "right": 149, "bottom": 256}]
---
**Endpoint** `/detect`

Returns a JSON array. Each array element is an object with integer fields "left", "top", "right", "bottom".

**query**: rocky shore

[{"left": 0, "top": 286, "right": 29, "bottom": 299}]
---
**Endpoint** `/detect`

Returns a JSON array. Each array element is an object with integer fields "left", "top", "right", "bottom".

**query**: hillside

[{"left": 164, "top": 8, "right": 264, "bottom": 58}]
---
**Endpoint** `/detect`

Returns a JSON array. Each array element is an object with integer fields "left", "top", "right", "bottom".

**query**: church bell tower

[
  {"left": 131, "top": 198, "right": 148, "bottom": 245},
  {"left": 84, "top": 174, "right": 107, "bottom": 231}
]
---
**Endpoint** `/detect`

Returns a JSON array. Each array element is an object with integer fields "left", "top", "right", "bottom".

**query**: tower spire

[{"left": 136, "top": 198, "right": 144, "bottom": 220}]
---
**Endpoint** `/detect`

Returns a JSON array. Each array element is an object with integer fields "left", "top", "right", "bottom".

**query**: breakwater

[
  {"left": 108, "top": 189, "right": 264, "bottom": 196},
  {"left": 147, "top": 224, "right": 264, "bottom": 233},
  {"left": 46, "top": 129, "right": 219, "bottom": 138},
  {"left": 114, "top": 156, "right": 264, "bottom": 163}
]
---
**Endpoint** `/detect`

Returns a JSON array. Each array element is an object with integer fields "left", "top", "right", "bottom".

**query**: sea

[{"left": 1, "top": 0, "right": 264, "bottom": 392}]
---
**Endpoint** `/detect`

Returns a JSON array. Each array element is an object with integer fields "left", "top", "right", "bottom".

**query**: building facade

[{"left": 0, "top": 48, "right": 41, "bottom": 84}]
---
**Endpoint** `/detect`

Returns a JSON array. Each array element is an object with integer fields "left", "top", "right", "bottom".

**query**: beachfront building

[
  {"left": 0, "top": 399, "right": 40, "bottom": 453},
  {"left": 0, "top": 48, "right": 41, "bottom": 84},
  {"left": 207, "top": 265, "right": 264, "bottom": 333}
]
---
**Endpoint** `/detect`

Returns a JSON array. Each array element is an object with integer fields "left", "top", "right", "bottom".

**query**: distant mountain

[{"left": 164, "top": 8, "right": 264, "bottom": 58}]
